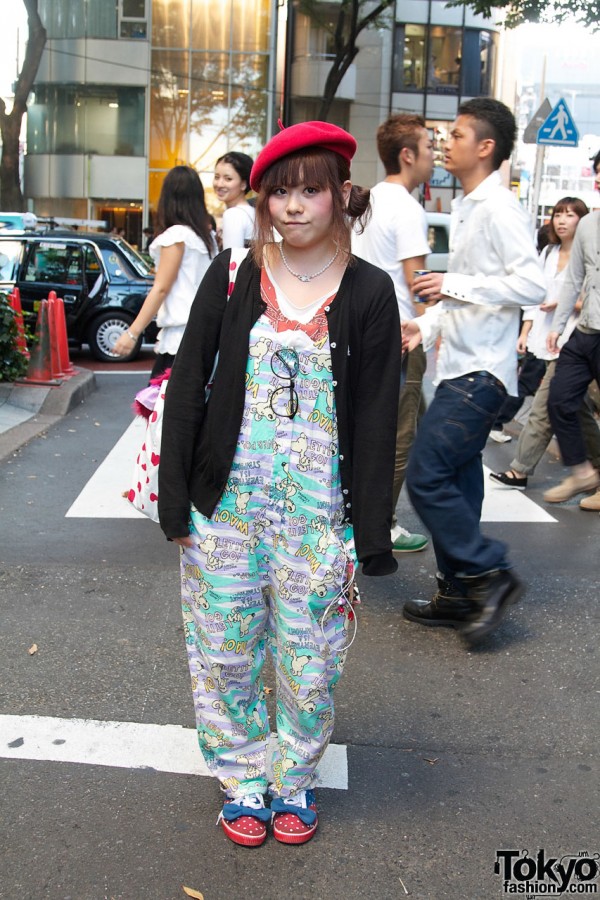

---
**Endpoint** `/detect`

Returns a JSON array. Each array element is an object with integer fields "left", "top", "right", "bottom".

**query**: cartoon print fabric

[{"left": 180, "top": 278, "right": 356, "bottom": 800}]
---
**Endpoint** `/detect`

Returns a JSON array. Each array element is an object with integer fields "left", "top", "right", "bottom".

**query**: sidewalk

[{"left": 0, "top": 369, "right": 96, "bottom": 462}]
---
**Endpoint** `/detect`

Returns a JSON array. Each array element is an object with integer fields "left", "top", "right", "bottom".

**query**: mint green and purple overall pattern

[{"left": 180, "top": 297, "right": 357, "bottom": 801}]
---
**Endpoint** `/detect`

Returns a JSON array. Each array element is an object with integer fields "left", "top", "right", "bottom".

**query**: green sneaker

[{"left": 391, "top": 525, "right": 429, "bottom": 553}]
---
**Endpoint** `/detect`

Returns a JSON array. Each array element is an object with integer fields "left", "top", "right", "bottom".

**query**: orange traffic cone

[
  {"left": 8, "top": 287, "right": 30, "bottom": 360},
  {"left": 46, "top": 291, "right": 64, "bottom": 379},
  {"left": 21, "top": 299, "right": 61, "bottom": 385},
  {"left": 54, "top": 295, "right": 75, "bottom": 377}
]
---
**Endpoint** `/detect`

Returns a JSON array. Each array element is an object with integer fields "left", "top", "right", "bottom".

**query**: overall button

[{"left": 330, "top": 342, "right": 337, "bottom": 349}]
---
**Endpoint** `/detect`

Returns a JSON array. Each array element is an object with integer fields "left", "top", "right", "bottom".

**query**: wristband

[{"left": 126, "top": 330, "right": 138, "bottom": 341}]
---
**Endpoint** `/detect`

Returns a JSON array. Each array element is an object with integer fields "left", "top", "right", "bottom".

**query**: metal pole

[{"left": 529, "top": 55, "right": 547, "bottom": 231}]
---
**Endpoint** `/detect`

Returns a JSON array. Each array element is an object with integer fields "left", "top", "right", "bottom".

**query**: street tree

[
  {"left": 0, "top": 0, "right": 46, "bottom": 211},
  {"left": 448, "top": 0, "right": 599, "bottom": 29},
  {"left": 297, "top": 0, "right": 396, "bottom": 121}
]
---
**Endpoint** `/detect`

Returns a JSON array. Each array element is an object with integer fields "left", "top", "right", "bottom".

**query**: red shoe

[
  {"left": 218, "top": 793, "right": 270, "bottom": 847},
  {"left": 271, "top": 790, "right": 318, "bottom": 845}
]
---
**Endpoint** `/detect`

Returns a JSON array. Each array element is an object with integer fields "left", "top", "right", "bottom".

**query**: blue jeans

[{"left": 406, "top": 372, "right": 509, "bottom": 580}]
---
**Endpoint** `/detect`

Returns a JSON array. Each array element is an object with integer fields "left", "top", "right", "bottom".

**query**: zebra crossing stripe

[
  {"left": 65, "top": 420, "right": 558, "bottom": 524},
  {"left": 0, "top": 714, "right": 348, "bottom": 790}
]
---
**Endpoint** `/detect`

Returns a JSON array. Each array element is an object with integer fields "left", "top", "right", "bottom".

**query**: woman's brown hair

[{"left": 251, "top": 147, "right": 370, "bottom": 268}]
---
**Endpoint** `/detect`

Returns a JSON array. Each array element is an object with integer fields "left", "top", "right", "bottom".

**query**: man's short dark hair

[
  {"left": 592, "top": 149, "right": 600, "bottom": 174},
  {"left": 458, "top": 98, "right": 516, "bottom": 170},
  {"left": 376, "top": 114, "right": 426, "bottom": 175}
]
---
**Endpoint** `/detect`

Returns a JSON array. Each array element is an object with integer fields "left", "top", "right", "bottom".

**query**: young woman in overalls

[{"left": 158, "top": 122, "right": 401, "bottom": 846}]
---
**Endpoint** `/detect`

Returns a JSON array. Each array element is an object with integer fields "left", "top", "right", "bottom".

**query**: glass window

[
  {"left": 120, "top": 20, "right": 147, "bottom": 38},
  {"left": 427, "top": 26, "right": 462, "bottom": 94},
  {"left": 192, "top": 0, "right": 270, "bottom": 52},
  {"left": 393, "top": 24, "right": 464, "bottom": 94},
  {"left": 122, "top": 0, "right": 145, "bottom": 15},
  {"left": 0, "top": 241, "right": 25, "bottom": 282},
  {"left": 294, "top": 4, "right": 342, "bottom": 59},
  {"left": 39, "top": 0, "right": 83, "bottom": 38},
  {"left": 25, "top": 245, "right": 83, "bottom": 285},
  {"left": 393, "top": 24, "right": 427, "bottom": 91},
  {"left": 88, "top": 0, "right": 118, "bottom": 38},
  {"left": 461, "top": 30, "right": 497, "bottom": 96},
  {"left": 428, "top": 223, "right": 449, "bottom": 254},
  {"left": 120, "top": 0, "right": 147, "bottom": 39},
  {"left": 39, "top": 0, "right": 117, "bottom": 39},
  {"left": 149, "top": 50, "right": 191, "bottom": 169},
  {"left": 149, "top": 0, "right": 273, "bottom": 216},
  {"left": 189, "top": 52, "right": 269, "bottom": 170},
  {"left": 152, "top": 0, "right": 190, "bottom": 48},
  {"left": 27, "top": 86, "right": 145, "bottom": 156}
]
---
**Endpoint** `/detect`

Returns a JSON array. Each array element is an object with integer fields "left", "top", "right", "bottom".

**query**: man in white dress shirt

[
  {"left": 401, "top": 98, "right": 546, "bottom": 646},
  {"left": 352, "top": 114, "right": 434, "bottom": 554}
]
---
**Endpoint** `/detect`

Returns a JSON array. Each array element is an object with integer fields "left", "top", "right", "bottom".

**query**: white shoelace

[{"left": 281, "top": 790, "right": 308, "bottom": 808}]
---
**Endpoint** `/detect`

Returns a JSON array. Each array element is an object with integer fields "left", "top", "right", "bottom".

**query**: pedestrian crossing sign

[{"left": 537, "top": 98, "right": 579, "bottom": 147}]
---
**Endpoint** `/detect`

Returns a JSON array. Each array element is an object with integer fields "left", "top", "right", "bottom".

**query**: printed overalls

[{"left": 180, "top": 272, "right": 356, "bottom": 800}]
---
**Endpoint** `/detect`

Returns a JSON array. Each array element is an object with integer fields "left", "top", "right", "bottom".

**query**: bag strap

[
  {"left": 228, "top": 247, "right": 249, "bottom": 292},
  {"left": 205, "top": 247, "right": 249, "bottom": 397}
]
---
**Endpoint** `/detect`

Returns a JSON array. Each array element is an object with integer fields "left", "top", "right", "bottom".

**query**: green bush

[{"left": 0, "top": 291, "right": 29, "bottom": 382}]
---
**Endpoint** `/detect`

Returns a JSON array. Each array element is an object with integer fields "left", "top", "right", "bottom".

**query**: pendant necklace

[{"left": 279, "top": 241, "right": 339, "bottom": 283}]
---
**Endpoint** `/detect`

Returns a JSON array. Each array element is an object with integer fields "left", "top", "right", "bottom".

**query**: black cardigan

[{"left": 158, "top": 250, "right": 401, "bottom": 576}]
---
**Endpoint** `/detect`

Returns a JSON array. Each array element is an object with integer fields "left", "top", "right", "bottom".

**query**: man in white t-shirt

[{"left": 353, "top": 114, "right": 434, "bottom": 553}]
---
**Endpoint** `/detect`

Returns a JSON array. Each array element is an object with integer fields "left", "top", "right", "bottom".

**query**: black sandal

[{"left": 489, "top": 471, "right": 528, "bottom": 490}]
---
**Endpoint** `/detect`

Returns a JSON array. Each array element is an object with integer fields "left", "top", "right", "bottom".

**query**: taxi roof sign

[{"left": 537, "top": 98, "right": 579, "bottom": 147}]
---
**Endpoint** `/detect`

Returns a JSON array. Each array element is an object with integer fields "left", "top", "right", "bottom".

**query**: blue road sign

[{"left": 537, "top": 98, "right": 579, "bottom": 147}]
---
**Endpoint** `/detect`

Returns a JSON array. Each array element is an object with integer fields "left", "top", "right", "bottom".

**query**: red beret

[{"left": 250, "top": 121, "right": 357, "bottom": 192}]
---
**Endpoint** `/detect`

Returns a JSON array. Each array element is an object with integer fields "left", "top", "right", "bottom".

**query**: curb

[{"left": 0, "top": 369, "right": 96, "bottom": 461}]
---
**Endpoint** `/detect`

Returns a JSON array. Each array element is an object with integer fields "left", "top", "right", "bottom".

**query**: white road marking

[
  {"left": 482, "top": 465, "right": 556, "bottom": 522},
  {"left": 66, "top": 417, "right": 146, "bottom": 518},
  {"left": 0, "top": 714, "right": 348, "bottom": 790},
  {"left": 65, "top": 420, "right": 558, "bottom": 523}
]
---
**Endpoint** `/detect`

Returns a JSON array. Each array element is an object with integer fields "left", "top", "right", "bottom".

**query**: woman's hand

[
  {"left": 540, "top": 299, "right": 557, "bottom": 312},
  {"left": 113, "top": 329, "right": 139, "bottom": 357},
  {"left": 172, "top": 535, "right": 195, "bottom": 549}
]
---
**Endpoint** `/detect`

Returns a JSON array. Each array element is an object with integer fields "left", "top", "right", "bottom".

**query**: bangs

[
  {"left": 259, "top": 148, "right": 346, "bottom": 192},
  {"left": 553, "top": 201, "right": 572, "bottom": 215},
  {"left": 552, "top": 196, "right": 588, "bottom": 219}
]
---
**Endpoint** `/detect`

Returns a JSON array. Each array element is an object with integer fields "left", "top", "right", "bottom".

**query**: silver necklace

[{"left": 279, "top": 241, "right": 339, "bottom": 283}]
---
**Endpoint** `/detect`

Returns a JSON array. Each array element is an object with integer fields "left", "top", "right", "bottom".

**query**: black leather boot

[
  {"left": 403, "top": 573, "right": 474, "bottom": 627},
  {"left": 459, "top": 569, "right": 522, "bottom": 646}
]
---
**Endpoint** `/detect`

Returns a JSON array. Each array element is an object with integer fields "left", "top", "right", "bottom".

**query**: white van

[{"left": 425, "top": 212, "right": 450, "bottom": 272}]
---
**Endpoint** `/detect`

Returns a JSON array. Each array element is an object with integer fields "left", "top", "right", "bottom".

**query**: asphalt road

[{"left": 1, "top": 371, "right": 599, "bottom": 900}]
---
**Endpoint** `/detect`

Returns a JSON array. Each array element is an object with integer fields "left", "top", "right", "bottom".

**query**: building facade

[
  {"left": 287, "top": 1, "right": 501, "bottom": 209},
  {"left": 24, "top": 0, "right": 502, "bottom": 241},
  {"left": 26, "top": 0, "right": 279, "bottom": 245}
]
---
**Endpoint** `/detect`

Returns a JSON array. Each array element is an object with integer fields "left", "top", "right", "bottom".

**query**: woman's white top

[
  {"left": 150, "top": 224, "right": 217, "bottom": 355},
  {"left": 525, "top": 244, "right": 578, "bottom": 360},
  {"left": 221, "top": 203, "right": 255, "bottom": 250}
]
